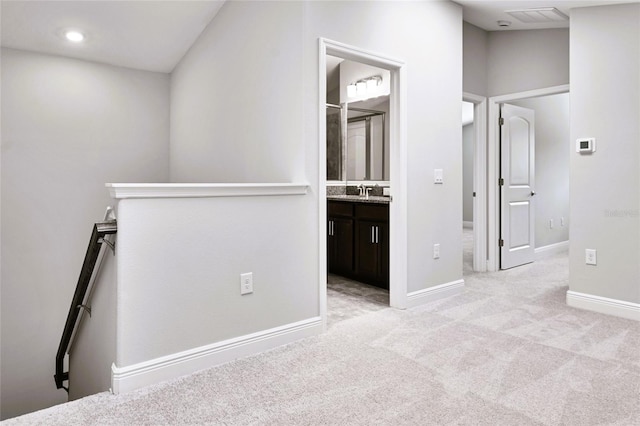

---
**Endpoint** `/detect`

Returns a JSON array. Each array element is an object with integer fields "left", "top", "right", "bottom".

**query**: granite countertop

[{"left": 327, "top": 194, "right": 391, "bottom": 204}]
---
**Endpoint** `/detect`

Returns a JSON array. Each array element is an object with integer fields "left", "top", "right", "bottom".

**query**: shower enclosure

[{"left": 326, "top": 103, "right": 386, "bottom": 182}]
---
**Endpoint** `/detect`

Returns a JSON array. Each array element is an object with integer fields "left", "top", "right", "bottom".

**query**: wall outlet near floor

[
  {"left": 433, "top": 243, "right": 440, "bottom": 259},
  {"left": 434, "top": 169, "right": 443, "bottom": 184},
  {"left": 549, "top": 219, "right": 554, "bottom": 229},
  {"left": 560, "top": 217, "right": 565, "bottom": 227},
  {"left": 240, "top": 272, "right": 253, "bottom": 295},
  {"left": 585, "top": 249, "right": 597, "bottom": 266}
]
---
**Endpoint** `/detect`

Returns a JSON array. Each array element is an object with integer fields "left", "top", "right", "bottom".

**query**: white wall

[
  {"left": 115, "top": 193, "right": 316, "bottom": 368},
  {"left": 169, "top": 1, "right": 305, "bottom": 183},
  {"left": 487, "top": 29, "right": 569, "bottom": 96},
  {"left": 569, "top": 4, "right": 640, "bottom": 305},
  {"left": 463, "top": 21, "right": 488, "bottom": 96},
  {"left": 171, "top": 1, "right": 463, "bottom": 299},
  {"left": 0, "top": 48, "right": 170, "bottom": 420},
  {"left": 306, "top": 1, "right": 463, "bottom": 293},
  {"left": 68, "top": 246, "right": 117, "bottom": 401},
  {"left": 512, "top": 93, "right": 570, "bottom": 249}
]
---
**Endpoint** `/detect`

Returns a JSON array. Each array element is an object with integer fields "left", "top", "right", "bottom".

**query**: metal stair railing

[{"left": 54, "top": 219, "right": 117, "bottom": 392}]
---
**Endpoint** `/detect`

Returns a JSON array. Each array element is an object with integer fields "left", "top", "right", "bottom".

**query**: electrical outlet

[
  {"left": 585, "top": 249, "right": 597, "bottom": 266},
  {"left": 549, "top": 219, "right": 554, "bottom": 229},
  {"left": 434, "top": 169, "right": 443, "bottom": 184},
  {"left": 561, "top": 217, "right": 565, "bottom": 227},
  {"left": 240, "top": 272, "right": 253, "bottom": 295},
  {"left": 433, "top": 243, "right": 440, "bottom": 259}
]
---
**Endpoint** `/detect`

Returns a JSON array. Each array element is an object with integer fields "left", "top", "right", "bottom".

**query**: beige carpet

[{"left": 5, "top": 243, "right": 639, "bottom": 425}]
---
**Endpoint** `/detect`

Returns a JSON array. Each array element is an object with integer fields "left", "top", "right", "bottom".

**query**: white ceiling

[
  {"left": 2, "top": 1, "right": 638, "bottom": 73},
  {"left": 0, "top": 0, "right": 226, "bottom": 73},
  {"left": 455, "top": 0, "right": 639, "bottom": 31}
]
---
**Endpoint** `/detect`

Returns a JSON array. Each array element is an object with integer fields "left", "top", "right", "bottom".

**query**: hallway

[{"left": 9, "top": 247, "right": 639, "bottom": 425}]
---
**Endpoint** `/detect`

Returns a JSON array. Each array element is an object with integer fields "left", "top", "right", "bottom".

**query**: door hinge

[
  {"left": 499, "top": 178, "right": 504, "bottom": 186},
  {"left": 499, "top": 117, "right": 504, "bottom": 126},
  {"left": 499, "top": 239, "right": 504, "bottom": 247}
]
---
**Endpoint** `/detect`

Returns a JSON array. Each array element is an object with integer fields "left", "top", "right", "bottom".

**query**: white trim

[
  {"left": 319, "top": 38, "right": 408, "bottom": 310},
  {"left": 487, "top": 84, "right": 570, "bottom": 271},
  {"left": 111, "top": 317, "right": 323, "bottom": 394},
  {"left": 567, "top": 291, "right": 640, "bottom": 321},
  {"left": 405, "top": 279, "right": 465, "bottom": 309},
  {"left": 534, "top": 240, "right": 569, "bottom": 259},
  {"left": 463, "top": 221, "right": 473, "bottom": 229},
  {"left": 463, "top": 93, "right": 487, "bottom": 273},
  {"left": 389, "top": 59, "right": 408, "bottom": 309},
  {"left": 318, "top": 39, "right": 329, "bottom": 332},
  {"left": 106, "top": 183, "right": 309, "bottom": 199},
  {"left": 491, "top": 85, "right": 570, "bottom": 104}
]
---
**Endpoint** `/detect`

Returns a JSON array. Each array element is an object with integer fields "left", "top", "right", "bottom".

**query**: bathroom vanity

[{"left": 327, "top": 196, "right": 389, "bottom": 289}]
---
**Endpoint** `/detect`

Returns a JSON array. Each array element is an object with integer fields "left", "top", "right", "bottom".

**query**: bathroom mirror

[
  {"left": 326, "top": 56, "right": 390, "bottom": 183},
  {"left": 346, "top": 98, "right": 388, "bottom": 182}
]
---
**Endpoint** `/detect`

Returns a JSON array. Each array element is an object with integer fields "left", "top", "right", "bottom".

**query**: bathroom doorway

[
  {"left": 325, "top": 58, "right": 390, "bottom": 326},
  {"left": 319, "top": 39, "right": 407, "bottom": 329}
]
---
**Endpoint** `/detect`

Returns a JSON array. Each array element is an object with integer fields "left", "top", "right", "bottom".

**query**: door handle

[{"left": 530, "top": 191, "right": 536, "bottom": 197}]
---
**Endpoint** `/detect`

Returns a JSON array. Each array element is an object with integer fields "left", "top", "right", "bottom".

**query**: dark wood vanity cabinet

[{"left": 328, "top": 201, "right": 389, "bottom": 289}]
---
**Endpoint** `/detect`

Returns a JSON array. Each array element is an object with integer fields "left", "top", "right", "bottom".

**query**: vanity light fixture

[
  {"left": 65, "top": 30, "right": 85, "bottom": 42},
  {"left": 347, "top": 75, "right": 382, "bottom": 99}
]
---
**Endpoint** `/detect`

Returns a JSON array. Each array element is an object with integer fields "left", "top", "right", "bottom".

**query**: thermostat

[{"left": 576, "top": 138, "right": 596, "bottom": 154}]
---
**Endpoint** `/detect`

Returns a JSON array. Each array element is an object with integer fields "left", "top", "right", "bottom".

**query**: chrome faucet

[
  {"left": 358, "top": 184, "right": 365, "bottom": 197},
  {"left": 365, "top": 187, "right": 373, "bottom": 199}
]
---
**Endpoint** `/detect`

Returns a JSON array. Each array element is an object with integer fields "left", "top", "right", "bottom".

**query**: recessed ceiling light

[{"left": 65, "top": 30, "right": 85, "bottom": 43}]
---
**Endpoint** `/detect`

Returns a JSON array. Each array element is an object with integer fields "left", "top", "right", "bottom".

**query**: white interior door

[
  {"left": 500, "top": 103, "right": 535, "bottom": 269},
  {"left": 347, "top": 120, "right": 366, "bottom": 180}
]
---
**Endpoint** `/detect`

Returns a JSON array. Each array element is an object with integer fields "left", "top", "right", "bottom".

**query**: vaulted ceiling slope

[
  {"left": 0, "top": 0, "right": 226, "bottom": 73},
  {"left": 1, "top": 1, "right": 638, "bottom": 72}
]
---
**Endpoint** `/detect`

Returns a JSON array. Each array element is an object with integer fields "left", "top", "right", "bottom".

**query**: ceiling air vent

[{"left": 505, "top": 7, "right": 568, "bottom": 23}]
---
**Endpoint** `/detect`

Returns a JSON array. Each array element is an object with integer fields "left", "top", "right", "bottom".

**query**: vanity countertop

[{"left": 327, "top": 194, "right": 390, "bottom": 204}]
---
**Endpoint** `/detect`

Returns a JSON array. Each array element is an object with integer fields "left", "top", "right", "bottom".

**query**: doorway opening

[
  {"left": 462, "top": 93, "right": 488, "bottom": 274},
  {"left": 319, "top": 39, "right": 407, "bottom": 330},
  {"left": 462, "top": 100, "right": 475, "bottom": 276},
  {"left": 487, "top": 85, "right": 570, "bottom": 271}
]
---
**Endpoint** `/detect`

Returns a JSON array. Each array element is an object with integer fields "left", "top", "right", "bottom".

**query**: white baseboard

[
  {"left": 406, "top": 279, "right": 464, "bottom": 309},
  {"left": 463, "top": 221, "right": 473, "bottom": 229},
  {"left": 566, "top": 291, "right": 640, "bottom": 321},
  {"left": 111, "top": 316, "right": 323, "bottom": 394},
  {"left": 535, "top": 240, "right": 569, "bottom": 260}
]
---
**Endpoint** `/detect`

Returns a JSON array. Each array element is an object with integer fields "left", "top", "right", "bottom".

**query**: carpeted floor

[{"left": 5, "top": 232, "right": 639, "bottom": 425}]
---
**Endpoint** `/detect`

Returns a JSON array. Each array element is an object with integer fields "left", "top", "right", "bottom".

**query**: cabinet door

[
  {"left": 328, "top": 217, "right": 354, "bottom": 275},
  {"left": 356, "top": 220, "right": 387, "bottom": 287}
]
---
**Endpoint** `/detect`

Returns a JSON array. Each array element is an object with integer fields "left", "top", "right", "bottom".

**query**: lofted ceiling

[
  {"left": 1, "top": 1, "right": 638, "bottom": 73},
  {"left": 0, "top": 0, "right": 226, "bottom": 73}
]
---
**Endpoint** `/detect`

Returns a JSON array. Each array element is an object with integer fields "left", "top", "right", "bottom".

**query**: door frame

[
  {"left": 487, "top": 84, "right": 570, "bottom": 271},
  {"left": 463, "top": 92, "right": 488, "bottom": 272},
  {"left": 318, "top": 38, "right": 408, "bottom": 328}
]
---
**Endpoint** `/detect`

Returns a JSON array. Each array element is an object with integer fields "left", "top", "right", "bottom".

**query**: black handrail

[{"left": 55, "top": 220, "right": 117, "bottom": 392}]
